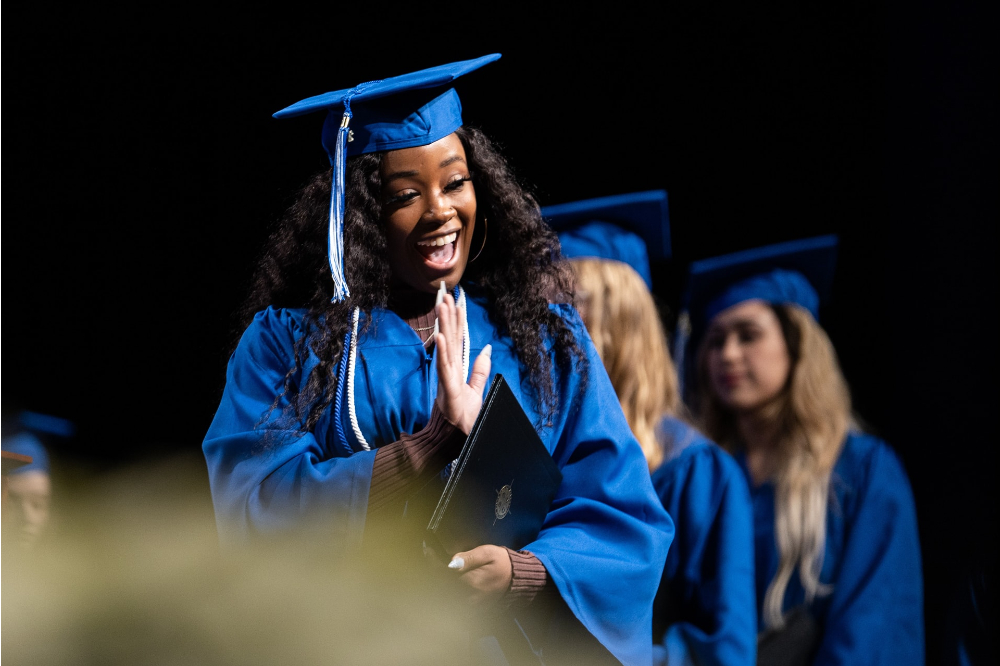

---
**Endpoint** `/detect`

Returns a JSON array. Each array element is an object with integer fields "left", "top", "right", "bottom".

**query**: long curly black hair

[{"left": 239, "top": 126, "right": 584, "bottom": 435}]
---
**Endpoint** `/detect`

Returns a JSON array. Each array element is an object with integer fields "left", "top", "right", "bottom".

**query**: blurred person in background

[
  {"left": 548, "top": 192, "right": 757, "bottom": 666},
  {"left": 2, "top": 410, "right": 72, "bottom": 552},
  {"left": 2, "top": 429, "right": 52, "bottom": 551},
  {"left": 679, "top": 236, "right": 924, "bottom": 665}
]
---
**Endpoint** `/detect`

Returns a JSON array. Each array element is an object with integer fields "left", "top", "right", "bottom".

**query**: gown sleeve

[
  {"left": 202, "top": 307, "right": 377, "bottom": 548},
  {"left": 522, "top": 304, "right": 676, "bottom": 666},
  {"left": 651, "top": 438, "right": 757, "bottom": 666},
  {"left": 813, "top": 438, "right": 924, "bottom": 665},
  {"left": 367, "top": 406, "right": 466, "bottom": 512}
]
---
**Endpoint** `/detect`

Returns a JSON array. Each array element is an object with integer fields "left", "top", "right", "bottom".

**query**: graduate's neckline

[{"left": 387, "top": 285, "right": 438, "bottom": 321}]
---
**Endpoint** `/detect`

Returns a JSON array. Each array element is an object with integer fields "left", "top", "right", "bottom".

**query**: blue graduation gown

[
  {"left": 650, "top": 417, "right": 757, "bottom": 666},
  {"left": 740, "top": 433, "right": 924, "bottom": 665},
  {"left": 203, "top": 291, "right": 674, "bottom": 666}
]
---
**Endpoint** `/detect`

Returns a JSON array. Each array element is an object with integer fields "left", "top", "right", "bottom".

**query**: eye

[
  {"left": 384, "top": 190, "right": 418, "bottom": 206},
  {"left": 738, "top": 328, "right": 761, "bottom": 344},
  {"left": 705, "top": 332, "right": 725, "bottom": 349},
  {"left": 444, "top": 176, "right": 471, "bottom": 192}
]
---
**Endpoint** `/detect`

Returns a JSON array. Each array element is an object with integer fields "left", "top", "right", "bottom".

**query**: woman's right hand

[
  {"left": 447, "top": 545, "right": 513, "bottom": 605},
  {"left": 434, "top": 291, "right": 492, "bottom": 435}
]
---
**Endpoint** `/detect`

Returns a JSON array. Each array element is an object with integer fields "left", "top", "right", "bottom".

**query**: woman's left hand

[
  {"left": 434, "top": 290, "right": 492, "bottom": 434},
  {"left": 447, "top": 544, "right": 513, "bottom": 604}
]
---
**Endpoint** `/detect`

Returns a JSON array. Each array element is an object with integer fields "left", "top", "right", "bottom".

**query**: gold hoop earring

[{"left": 469, "top": 217, "right": 488, "bottom": 263}]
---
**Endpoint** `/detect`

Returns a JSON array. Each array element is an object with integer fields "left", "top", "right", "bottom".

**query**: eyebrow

[
  {"left": 708, "top": 318, "right": 762, "bottom": 333},
  {"left": 382, "top": 169, "right": 419, "bottom": 184},
  {"left": 439, "top": 155, "right": 466, "bottom": 168},
  {"left": 382, "top": 155, "right": 467, "bottom": 185}
]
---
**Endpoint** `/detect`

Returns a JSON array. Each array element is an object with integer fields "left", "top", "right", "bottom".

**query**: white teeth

[{"left": 417, "top": 231, "right": 457, "bottom": 247}]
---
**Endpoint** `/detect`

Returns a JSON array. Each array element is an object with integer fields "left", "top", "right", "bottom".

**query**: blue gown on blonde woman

[
  {"left": 203, "top": 288, "right": 674, "bottom": 666},
  {"left": 651, "top": 416, "right": 757, "bottom": 666},
  {"left": 739, "top": 432, "right": 924, "bottom": 665}
]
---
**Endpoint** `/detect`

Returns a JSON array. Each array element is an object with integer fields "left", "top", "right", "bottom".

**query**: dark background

[{"left": 3, "top": 2, "right": 996, "bottom": 662}]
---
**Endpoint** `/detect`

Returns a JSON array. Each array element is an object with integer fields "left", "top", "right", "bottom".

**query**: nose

[
  {"left": 23, "top": 501, "right": 46, "bottom": 527},
  {"left": 423, "top": 189, "right": 455, "bottom": 225},
  {"left": 720, "top": 333, "right": 741, "bottom": 363}
]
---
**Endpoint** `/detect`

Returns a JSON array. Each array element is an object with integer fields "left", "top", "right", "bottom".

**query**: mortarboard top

[
  {"left": 273, "top": 54, "right": 501, "bottom": 302},
  {"left": 682, "top": 234, "right": 839, "bottom": 327},
  {"left": 542, "top": 190, "right": 671, "bottom": 289},
  {"left": 19, "top": 411, "right": 76, "bottom": 439},
  {"left": 1, "top": 432, "right": 49, "bottom": 475},
  {"left": 274, "top": 54, "right": 500, "bottom": 162}
]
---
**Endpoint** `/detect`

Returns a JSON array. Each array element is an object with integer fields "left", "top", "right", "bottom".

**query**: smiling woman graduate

[
  {"left": 679, "top": 236, "right": 924, "bottom": 665},
  {"left": 202, "top": 55, "right": 673, "bottom": 665}
]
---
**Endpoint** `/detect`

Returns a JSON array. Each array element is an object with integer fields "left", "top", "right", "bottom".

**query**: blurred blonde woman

[
  {"left": 549, "top": 192, "right": 756, "bottom": 666},
  {"left": 683, "top": 236, "right": 923, "bottom": 665},
  {"left": 571, "top": 257, "right": 679, "bottom": 470}
]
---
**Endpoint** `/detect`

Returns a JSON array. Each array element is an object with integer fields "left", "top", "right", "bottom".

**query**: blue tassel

[
  {"left": 326, "top": 80, "right": 382, "bottom": 303},
  {"left": 327, "top": 116, "right": 351, "bottom": 303}
]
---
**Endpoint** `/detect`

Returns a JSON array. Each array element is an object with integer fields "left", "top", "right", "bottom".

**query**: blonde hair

[
  {"left": 570, "top": 258, "right": 681, "bottom": 471},
  {"left": 697, "top": 303, "right": 852, "bottom": 628}
]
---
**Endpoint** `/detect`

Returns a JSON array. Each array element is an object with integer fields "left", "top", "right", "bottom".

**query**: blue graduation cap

[
  {"left": 684, "top": 234, "right": 839, "bottom": 326},
  {"left": 674, "top": 234, "right": 839, "bottom": 394},
  {"left": 1, "top": 411, "right": 73, "bottom": 475},
  {"left": 19, "top": 411, "right": 76, "bottom": 439},
  {"left": 2, "top": 432, "right": 50, "bottom": 475},
  {"left": 273, "top": 54, "right": 502, "bottom": 301},
  {"left": 541, "top": 190, "right": 671, "bottom": 289}
]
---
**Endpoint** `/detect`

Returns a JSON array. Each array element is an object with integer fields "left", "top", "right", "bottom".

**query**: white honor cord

[
  {"left": 452, "top": 285, "right": 469, "bottom": 478},
  {"left": 346, "top": 286, "right": 469, "bottom": 451},
  {"left": 347, "top": 307, "right": 370, "bottom": 450},
  {"left": 457, "top": 286, "right": 470, "bottom": 381}
]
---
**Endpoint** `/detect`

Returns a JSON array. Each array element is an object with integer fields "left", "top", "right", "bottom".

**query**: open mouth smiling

[{"left": 415, "top": 230, "right": 459, "bottom": 266}]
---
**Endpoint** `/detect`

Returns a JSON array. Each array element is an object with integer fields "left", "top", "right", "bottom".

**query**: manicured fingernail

[
  {"left": 448, "top": 557, "right": 464, "bottom": 570},
  {"left": 436, "top": 281, "right": 447, "bottom": 305},
  {"left": 482, "top": 344, "right": 492, "bottom": 359}
]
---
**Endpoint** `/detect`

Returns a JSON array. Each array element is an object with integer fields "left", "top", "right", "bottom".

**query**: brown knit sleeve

[
  {"left": 367, "top": 407, "right": 466, "bottom": 513},
  {"left": 505, "top": 548, "right": 553, "bottom": 608}
]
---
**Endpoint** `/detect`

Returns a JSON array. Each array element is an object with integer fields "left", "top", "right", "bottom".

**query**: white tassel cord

[
  {"left": 347, "top": 307, "right": 369, "bottom": 450},
  {"left": 457, "top": 286, "right": 470, "bottom": 381}
]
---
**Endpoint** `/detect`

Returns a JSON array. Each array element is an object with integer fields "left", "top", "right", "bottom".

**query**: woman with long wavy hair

[
  {"left": 686, "top": 236, "right": 923, "bottom": 665},
  {"left": 557, "top": 208, "right": 756, "bottom": 666},
  {"left": 570, "top": 254, "right": 756, "bottom": 666},
  {"left": 201, "top": 55, "right": 672, "bottom": 665}
]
